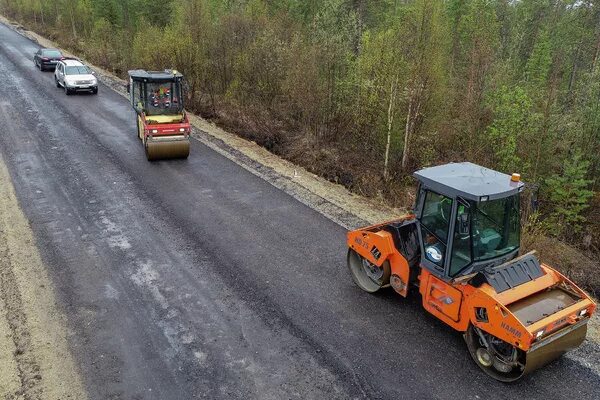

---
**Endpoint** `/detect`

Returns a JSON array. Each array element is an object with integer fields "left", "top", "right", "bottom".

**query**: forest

[{"left": 1, "top": 0, "right": 599, "bottom": 291}]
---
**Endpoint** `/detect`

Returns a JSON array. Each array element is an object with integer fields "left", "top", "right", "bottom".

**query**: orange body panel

[
  {"left": 419, "top": 270, "right": 472, "bottom": 330},
  {"left": 346, "top": 216, "right": 414, "bottom": 297},
  {"left": 421, "top": 266, "right": 595, "bottom": 351},
  {"left": 490, "top": 266, "right": 557, "bottom": 305}
]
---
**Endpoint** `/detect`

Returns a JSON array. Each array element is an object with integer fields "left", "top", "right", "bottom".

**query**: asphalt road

[{"left": 1, "top": 22, "right": 599, "bottom": 400}]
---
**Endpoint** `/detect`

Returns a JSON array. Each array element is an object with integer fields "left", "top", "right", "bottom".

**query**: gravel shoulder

[{"left": 0, "top": 152, "right": 87, "bottom": 400}]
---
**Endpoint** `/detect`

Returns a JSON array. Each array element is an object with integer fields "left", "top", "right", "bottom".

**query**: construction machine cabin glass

[
  {"left": 449, "top": 195, "right": 521, "bottom": 277},
  {"left": 144, "top": 82, "right": 183, "bottom": 116},
  {"left": 419, "top": 191, "right": 452, "bottom": 268}
]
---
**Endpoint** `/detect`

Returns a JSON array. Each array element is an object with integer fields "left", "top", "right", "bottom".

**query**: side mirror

[{"left": 458, "top": 213, "right": 470, "bottom": 235}]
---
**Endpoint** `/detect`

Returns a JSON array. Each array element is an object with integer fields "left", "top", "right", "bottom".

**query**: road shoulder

[{"left": 0, "top": 152, "right": 87, "bottom": 400}]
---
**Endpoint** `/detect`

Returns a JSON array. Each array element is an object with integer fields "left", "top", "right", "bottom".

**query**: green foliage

[
  {"left": 571, "top": 67, "right": 600, "bottom": 181},
  {"left": 545, "top": 153, "right": 594, "bottom": 236},
  {"left": 524, "top": 28, "right": 551, "bottom": 93},
  {"left": 1, "top": 0, "right": 599, "bottom": 244},
  {"left": 486, "top": 86, "right": 538, "bottom": 173}
]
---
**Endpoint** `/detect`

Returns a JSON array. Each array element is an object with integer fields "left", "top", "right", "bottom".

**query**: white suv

[{"left": 54, "top": 59, "right": 98, "bottom": 95}]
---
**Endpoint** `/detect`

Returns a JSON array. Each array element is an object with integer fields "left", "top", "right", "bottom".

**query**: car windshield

[
  {"left": 42, "top": 50, "right": 62, "bottom": 57},
  {"left": 144, "top": 82, "right": 183, "bottom": 116},
  {"left": 65, "top": 66, "right": 91, "bottom": 75}
]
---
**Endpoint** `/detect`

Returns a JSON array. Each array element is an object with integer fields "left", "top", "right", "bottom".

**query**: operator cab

[
  {"left": 128, "top": 70, "right": 185, "bottom": 118},
  {"left": 413, "top": 162, "right": 525, "bottom": 278}
]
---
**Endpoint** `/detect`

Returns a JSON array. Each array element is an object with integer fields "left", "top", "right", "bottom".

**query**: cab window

[
  {"left": 450, "top": 201, "right": 472, "bottom": 276},
  {"left": 472, "top": 196, "right": 520, "bottom": 261},
  {"left": 132, "top": 81, "right": 143, "bottom": 111},
  {"left": 144, "top": 82, "right": 183, "bottom": 115},
  {"left": 420, "top": 191, "right": 452, "bottom": 267}
]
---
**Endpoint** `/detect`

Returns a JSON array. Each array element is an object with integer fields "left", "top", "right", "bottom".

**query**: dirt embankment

[{"left": 0, "top": 152, "right": 87, "bottom": 399}]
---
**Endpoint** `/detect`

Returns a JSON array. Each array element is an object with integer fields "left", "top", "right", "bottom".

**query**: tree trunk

[
  {"left": 532, "top": 65, "right": 558, "bottom": 182},
  {"left": 69, "top": 4, "right": 77, "bottom": 39},
  {"left": 351, "top": 0, "right": 365, "bottom": 56},
  {"left": 593, "top": 32, "right": 600, "bottom": 72},
  {"left": 402, "top": 99, "right": 414, "bottom": 171},
  {"left": 591, "top": 12, "right": 600, "bottom": 72},
  {"left": 402, "top": 82, "right": 425, "bottom": 170},
  {"left": 39, "top": 0, "right": 45, "bottom": 26},
  {"left": 567, "top": 44, "right": 581, "bottom": 101},
  {"left": 383, "top": 76, "right": 399, "bottom": 181}
]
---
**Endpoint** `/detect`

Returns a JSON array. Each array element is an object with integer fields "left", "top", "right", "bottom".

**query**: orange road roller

[
  {"left": 347, "top": 162, "right": 596, "bottom": 381},
  {"left": 128, "top": 69, "right": 191, "bottom": 161}
]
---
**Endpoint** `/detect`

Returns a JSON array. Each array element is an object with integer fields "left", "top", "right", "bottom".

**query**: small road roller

[
  {"left": 347, "top": 162, "right": 596, "bottom": 381},
  {"left": 127, "top": 69, "right": 191, "bottom": 161}
]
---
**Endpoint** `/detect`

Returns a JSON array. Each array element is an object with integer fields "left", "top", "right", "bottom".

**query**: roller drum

[
  {"left": 466, "top": 321, "right": 588, "bottom": 382},
  {"left": 145, "top": 139, "right": 190, "bottom": 161},
  {"left": 522, "top": 321, "right": 587, "bottom": 376}
]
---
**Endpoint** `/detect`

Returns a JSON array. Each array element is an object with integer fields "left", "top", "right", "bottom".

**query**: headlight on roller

[
  {"left": 579, "top": 309, "right": 588, "bottom": 317},
  {"left": 535, "top": 330, "right": 544, "bottom": 339},
  {"left": 152, "top": 129, "right": 158, "bottom": 134}
]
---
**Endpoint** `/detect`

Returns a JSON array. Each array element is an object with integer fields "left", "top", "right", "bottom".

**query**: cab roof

[
  {"left": 413, "top": 162, "right": 525, "bottom": 201},
  {"left": 128, "top": 69, "right": 183, "bottom": 82}
]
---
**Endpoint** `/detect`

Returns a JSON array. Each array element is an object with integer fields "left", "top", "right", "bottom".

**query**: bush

[{"left": 544, "top": 153, "right": 594, "bottom": 237}]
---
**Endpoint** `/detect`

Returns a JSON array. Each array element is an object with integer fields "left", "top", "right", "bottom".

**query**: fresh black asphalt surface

[{"left": 1, "top": 21, "right": 599, "bottom": 400}]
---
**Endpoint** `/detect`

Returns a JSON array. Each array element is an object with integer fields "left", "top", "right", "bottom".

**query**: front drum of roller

[
  {"left": 145, "top": 140, "right": 190, "bottom": 161},
  {"left": 465, "top": 322, "right": 587, "bottom": 382},
  {"left": 522, "top": 322, "right": 587, "bottom": 376}
]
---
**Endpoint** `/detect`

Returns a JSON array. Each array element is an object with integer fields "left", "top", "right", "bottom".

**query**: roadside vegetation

[{"left": 1, "top": 0, "right": 599, "bottom": 295}]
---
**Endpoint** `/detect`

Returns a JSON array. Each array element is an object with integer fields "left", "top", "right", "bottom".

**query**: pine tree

[{"left": 545, "top": 153, "right": 594, "bottom": 236}]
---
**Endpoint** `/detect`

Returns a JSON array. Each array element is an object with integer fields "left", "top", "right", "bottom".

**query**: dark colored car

[{"left": 33, "top": 48, "right": 64, "bottom": 71}]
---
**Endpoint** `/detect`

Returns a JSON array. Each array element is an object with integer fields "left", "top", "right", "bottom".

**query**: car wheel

[
  {"left": 64, "top": 86, "right": 71, "bottom": 96},
  {"left": 92, "top": 87, "right": 98, "bottom": 95},
  {"left": 55, "top": 77, "right": 61, "bottom": 88}
]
